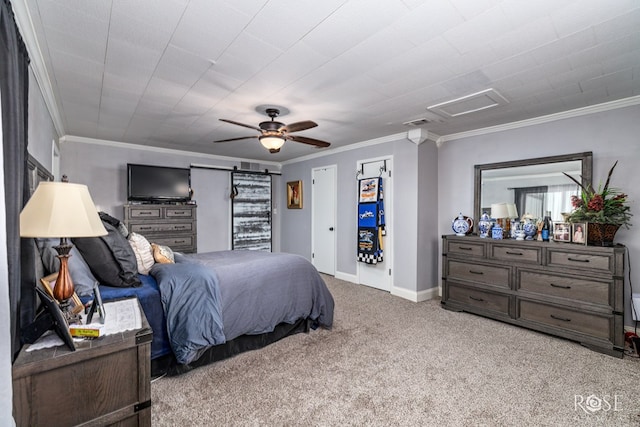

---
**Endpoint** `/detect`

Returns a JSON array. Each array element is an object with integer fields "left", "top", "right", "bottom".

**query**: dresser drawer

[
  {"left": 447, "top": 284, "right": 510, "bottom": 316},
  {"left": 447, "top": 260, "right": 510, "bottom": 288},
  {"left": 166, "top": 207, "right": 194, "bottom": 219},
  {"left": 130, "top": 222, "right": 193, "bottom": 234},
  {"left": 446, "top": 240, "right": 485, "bottom": 258},
  {"left": 491, "top": 244, "right": 541, "bottom": 264},
  {"left": 129, "top": 207, "right": 162, "bottom": 219},
  {"left": 518, "top": 300, "right": 613, "bottom": 340},
  {"left": 547, "top": 248, "right": 615, "bottom": 274},
  {"left": 518, "top": 270, "right": 611, "bottom": 307},
  {"left": 152, "top": 235, "right": 194, "bottom": 249}
]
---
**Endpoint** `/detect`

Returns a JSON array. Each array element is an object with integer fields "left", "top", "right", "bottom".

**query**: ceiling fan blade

[
  {"left": 219, "top": 118, "right": 262, "bottom": 132},
  {"left": 287, "top": 134, "right": 331, "bottom": 148},
  {"left": 279, "top": 120, "right": 317, "bottom": 133},
  {"left": 213, "top": 135, "right": 258, "bottom": 143}
]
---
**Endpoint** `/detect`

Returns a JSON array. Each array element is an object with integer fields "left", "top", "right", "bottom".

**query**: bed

[{"left": 35, "top": 216, "right": 334, "bottom": 376}]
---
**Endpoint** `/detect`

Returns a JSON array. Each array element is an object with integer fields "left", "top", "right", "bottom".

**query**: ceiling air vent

[
  {"left": 427, "top": 88, "right": 509, "bottom": 118},
  {"left": 403, "top": 118, "right": 430, "bottom": 127}
]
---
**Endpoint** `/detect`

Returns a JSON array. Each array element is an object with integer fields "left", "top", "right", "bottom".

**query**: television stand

[{"left": 124, "top": 203, "right": 197, "bottom": 253}]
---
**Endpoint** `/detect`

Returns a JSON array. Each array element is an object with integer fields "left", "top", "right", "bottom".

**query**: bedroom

[{"left": 2, "top": 0, "right": 640, "bottom": 425}]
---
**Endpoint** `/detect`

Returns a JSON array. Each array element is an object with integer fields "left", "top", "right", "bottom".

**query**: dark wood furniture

[
  {"left": 441, "top": 235, "right": 625, "bottom": 357},
  {"left": 124, "top": 203, "right": 197, "bottom": 253},
  {"left": 12, "top": 299, "right": 152, "bottom": 426}
]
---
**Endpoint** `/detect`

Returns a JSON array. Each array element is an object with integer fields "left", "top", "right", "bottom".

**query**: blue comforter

[{"left": 150, "top": 250, "right": 334, "bottom": 365}]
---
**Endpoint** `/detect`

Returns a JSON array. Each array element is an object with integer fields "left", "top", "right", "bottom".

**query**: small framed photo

[
  {"left": 287, "top": 180, "right": 303, "bottom": 209},
  {"left": 571, "top": 222, "right": 587, "bottom": 245},
  {"left": 39, "top": 273, "right": 84, "bottom": 315},
  {"left": 553, "top": 222, "right": 571, "bottom": 242}
]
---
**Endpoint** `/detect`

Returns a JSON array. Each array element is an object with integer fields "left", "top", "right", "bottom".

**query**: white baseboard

[
  {"left": 334, "top": 271, "right": 358, "bottom": 283},
  {"left": 391, "top": 286, "right": 439, "bottom": 303},
  {"left": 333, "top": 271, "right": 438, "bottom": 303}
]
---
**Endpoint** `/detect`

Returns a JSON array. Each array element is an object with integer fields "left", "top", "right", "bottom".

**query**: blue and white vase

[
  {"left": 478, "top": 212, "right": 491, "bottom": 238},
  {"left": 491, "top": 222, "right": 503, "bottom": 239},
  {"left": 452, "top": 212, "right": 470, "bottom": 236},
  {"left": 523, "top": 218, "right": 537, "bottom": 240}
]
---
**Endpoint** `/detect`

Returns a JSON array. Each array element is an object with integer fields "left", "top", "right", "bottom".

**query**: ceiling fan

[{"left": 214, "top": 108, "right": 331, "bottom": 153}]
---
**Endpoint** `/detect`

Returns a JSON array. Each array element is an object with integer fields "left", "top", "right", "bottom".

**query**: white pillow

[{"left": 128, "top": 232, "right": 155, "bottom": 274}]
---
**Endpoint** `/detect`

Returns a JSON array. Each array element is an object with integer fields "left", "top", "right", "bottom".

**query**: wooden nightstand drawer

[
  {"left": 130, "top": 222, "right": 193, "bottom": 234},
  {"left": 447, "top": 284, "right": 510, "bottom": 316},
  {"left": 447, "top": 260, "right": 510, "bottom": 288},
  {"left": 518, "top": 300, "right": 613, "bottom": 340},
  {"left": 446, "top": 240, "right": 485, "bottom": 258},
  {"left": 491, "top": 244, "right": 541, "bottom": 264},
  {"left": 518, "top": 270, "right": 611, "bottom": 307}
]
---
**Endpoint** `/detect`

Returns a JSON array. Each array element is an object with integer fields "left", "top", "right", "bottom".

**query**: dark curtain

[
  {"left": 514, "top": 186, "right": 548, "bottom": 220},
  {"left": 1, "top": 0, "right": 33, "bottom": 361}
]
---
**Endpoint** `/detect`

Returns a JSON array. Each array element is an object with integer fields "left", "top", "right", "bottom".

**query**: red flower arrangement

[{"left": 564, "top": 161, "right": 632, "bottom": 228}]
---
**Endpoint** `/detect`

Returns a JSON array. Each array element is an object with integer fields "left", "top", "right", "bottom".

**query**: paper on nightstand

[{"left": 101, "top": 298, "right": 142, "bottom": 335}]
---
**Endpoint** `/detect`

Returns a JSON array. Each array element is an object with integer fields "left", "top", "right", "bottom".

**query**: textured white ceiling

[{"left": 19, "top": 0, "right": 640, "bottom": 161}]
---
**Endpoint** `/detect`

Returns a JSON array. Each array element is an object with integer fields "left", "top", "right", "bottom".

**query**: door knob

[{"left": 329, "top": 227, "right": 334, "bottom": 231}]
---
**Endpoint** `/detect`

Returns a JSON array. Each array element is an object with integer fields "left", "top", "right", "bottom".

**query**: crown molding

[
  {"left": 436, "top": 95, "right": 640, "bottom": 144},
  {"left": 60, "top": 135, "right": 282, "bottom": 168},
  {"left": 281, "top": 132, "right": 407, "bottom": 165},
  {"left": 12, "top": 1, "right": 65, "bottom": 137}
]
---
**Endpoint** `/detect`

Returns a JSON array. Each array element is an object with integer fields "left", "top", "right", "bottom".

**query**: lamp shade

[
  {"left": 20, "top": 182, "right": 107, "bottom": 238},
  {"left": 506, "top": 203, "right": 518, "bottom": 218},
  {"left": 490, "top": 203, "right": 510, "bottom": 219},
  {"left": 259, "top": 135, "right": 285, "bottom": 151}
]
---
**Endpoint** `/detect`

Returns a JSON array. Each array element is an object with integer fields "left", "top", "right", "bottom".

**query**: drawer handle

[
  {"left": 550, "top": 283, "right": 571, "bottom": 289},
  {"left": 457, "top": 246, "right": 473, "bottom": 251},
  {"left": 567, "top": 257, "right": 590, "bottom": 263},
  {"left": 469, "top": 270, "right": 484, "bottom": 275},
  {"left": 469, "top": 296, "right": 484, "bottom": 302},
  {"left": 138, "top": 212, "right": 153, "bottom": 215},
  {"left": 506, "top": 251, "right": 523, "bottom": 256},
  {"left": 550, "top": 314, "right": 571, "bottom": 322},
  {"left": 139, "top": 226, "right": 152, "bottom": 231}
]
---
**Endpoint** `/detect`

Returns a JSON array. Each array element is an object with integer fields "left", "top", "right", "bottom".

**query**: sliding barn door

[{"left": 231, "top": 172, "right": 272, "bottom": 251}]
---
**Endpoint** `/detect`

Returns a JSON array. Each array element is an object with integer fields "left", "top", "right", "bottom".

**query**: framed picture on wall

[
  {"left": 572, "top": 222, "right": 587, "bottom": 245},
  {"left": 287, "top": 180, "right": 303, "bottom": 209}
]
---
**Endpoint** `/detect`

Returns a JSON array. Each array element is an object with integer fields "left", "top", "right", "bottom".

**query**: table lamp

[{"left": 20, "top": 179, "right": 107, "bottom": 315}]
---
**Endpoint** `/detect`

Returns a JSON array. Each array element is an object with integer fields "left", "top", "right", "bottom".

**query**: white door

[
  {"left": 357, "top": 158, "right": 392, "bottom": 291},
  {"left": 312, "top": 166, "right": 336, "bottom": 275}
]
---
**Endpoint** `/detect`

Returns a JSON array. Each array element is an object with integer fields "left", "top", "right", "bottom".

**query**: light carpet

[{"left": 151, "top": 275, "right": 640, "bottom": 426}]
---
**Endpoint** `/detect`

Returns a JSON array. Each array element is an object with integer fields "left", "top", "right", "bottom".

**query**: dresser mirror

[{"left": 474, "top": 152, "right": 593, "bottom": 231}]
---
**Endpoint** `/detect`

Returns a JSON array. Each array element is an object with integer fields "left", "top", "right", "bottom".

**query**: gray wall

[
  {"left": 59, "top": 139, "right": 282, "bottom": 253},
  {"left": 281, "top": 136, "right": 440, "bottom": 294},
  {"left": 438, "top": 104, "right": 640, "bottom": 326}
]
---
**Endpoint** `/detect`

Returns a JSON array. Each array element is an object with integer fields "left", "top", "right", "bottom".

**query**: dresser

[
  {"left": 441, "top": 235, "right": 625, "bottom": 357},
  {"left": 12, "top": 299, "right": 152, "bottom": 426},
  {"left": 124, "top": 203, "right": 197, "bottom": 253}
]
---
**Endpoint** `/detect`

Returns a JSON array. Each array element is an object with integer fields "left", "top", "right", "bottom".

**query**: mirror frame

[{"left": 473, "top": 152, "right": 593, "bottom": 233}]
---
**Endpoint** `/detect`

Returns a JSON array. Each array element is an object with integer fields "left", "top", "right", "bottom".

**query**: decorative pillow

[
  {"left": 151, "top": 243, "right": 174, "bottom": 264},
  {"left": 128, "top": 232, "right": 155, "bottom": 274},
  {"left": 36, "top": 238, "right": 99, "bottom": 296},
  {"left": 73, "top": 222, "right": 141, "bottom": 288},
  {"left": 99, "top": 211, "right": 129, "bottom": 237}
]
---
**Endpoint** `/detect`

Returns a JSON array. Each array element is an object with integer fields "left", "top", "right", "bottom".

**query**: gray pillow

[{"left": 36, "top": 238, "right": 99, "bottom": 296}]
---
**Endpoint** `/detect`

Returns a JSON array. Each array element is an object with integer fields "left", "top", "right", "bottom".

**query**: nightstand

[{"left": 12, "top": 298, "right": 152, "bottom": 426}]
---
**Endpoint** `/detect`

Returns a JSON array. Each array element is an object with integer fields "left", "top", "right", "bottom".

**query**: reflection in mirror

[{"left": 474, "top": 152, "right": 593, "bottom": 231}]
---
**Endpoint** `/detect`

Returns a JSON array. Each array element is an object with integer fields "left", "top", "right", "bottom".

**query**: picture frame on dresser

[
  {"left": 572, "top": 222, "right": 587, "bottom": 245},
  {"left": 553, "top": 222, "right": 570, "bottom": 242}
]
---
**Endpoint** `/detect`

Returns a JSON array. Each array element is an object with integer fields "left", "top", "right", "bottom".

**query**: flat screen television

[{"left": 127, "top": 163, "right": 191, "bottom": 202}]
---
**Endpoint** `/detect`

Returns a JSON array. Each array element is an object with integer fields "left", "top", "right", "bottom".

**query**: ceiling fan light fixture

[{"left": 259, "top": 135, "right": 285, "bottom": 152}]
